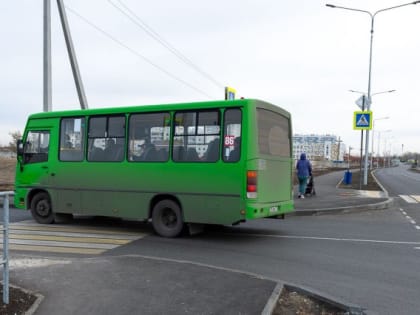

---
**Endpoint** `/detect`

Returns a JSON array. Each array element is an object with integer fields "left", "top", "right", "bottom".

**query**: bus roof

[{"left": 27, "top": 98, "right": 291, "bottom": 120}]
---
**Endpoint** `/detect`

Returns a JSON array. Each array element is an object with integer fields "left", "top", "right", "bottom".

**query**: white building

[{"left": 293, "top": 134, "right": 345, "bottom": 162}]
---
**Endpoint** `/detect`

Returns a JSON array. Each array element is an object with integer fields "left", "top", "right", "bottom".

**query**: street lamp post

[
  {"left": 371, "top": 116, "right": 390, "bottom": 168},
  {"left": 377, "top": 129, "right": 392, "bottom": 167},
  {"left": 326, "top": 1, "right": 419, "bottom": 185}
]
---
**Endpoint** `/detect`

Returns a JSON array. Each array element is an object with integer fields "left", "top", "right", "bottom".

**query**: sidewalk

[{"left": 292, "top": 170, "right": 392, "bottom": 216}]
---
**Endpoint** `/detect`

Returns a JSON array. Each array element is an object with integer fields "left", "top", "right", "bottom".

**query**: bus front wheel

[
  {"left": 31, "top": 192, "right": 55, "bottom": 224},
  {"left": 152, "top": 200, "right": 184, "bottom": 238}
]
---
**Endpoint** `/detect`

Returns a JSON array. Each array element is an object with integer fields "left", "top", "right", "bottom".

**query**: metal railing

[{"left": 0, "top": 191, "right": 13, "bottom": 304}]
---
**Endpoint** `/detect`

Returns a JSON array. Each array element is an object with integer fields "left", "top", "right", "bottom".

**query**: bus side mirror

[{"left": 17, "top": 139, "right": 24, "bottom": 157}]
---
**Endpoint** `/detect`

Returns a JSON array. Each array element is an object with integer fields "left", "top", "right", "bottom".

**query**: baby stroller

[{"left": 305, "top": 175, "right": 316, "bottom": 196}]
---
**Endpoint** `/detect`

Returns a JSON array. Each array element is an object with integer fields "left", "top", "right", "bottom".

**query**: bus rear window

[{"left": 257, "top": 108, "right": 290, "bottom": 157}]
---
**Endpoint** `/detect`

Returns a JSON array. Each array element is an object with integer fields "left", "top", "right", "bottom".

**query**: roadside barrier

[{"left": 0, "top": 191, "right": 14, "bottom": 304}]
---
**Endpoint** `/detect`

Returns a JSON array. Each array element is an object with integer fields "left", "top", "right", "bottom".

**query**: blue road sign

[{"left": 353, "top": 111, "right": 373, "bottom": 130}]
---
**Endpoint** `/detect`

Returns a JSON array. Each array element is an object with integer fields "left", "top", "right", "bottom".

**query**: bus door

[{"left": 17, "top": 130, "right": 52, "bottom": 190}]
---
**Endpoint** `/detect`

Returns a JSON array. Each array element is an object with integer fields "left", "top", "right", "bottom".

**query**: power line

[
  {"left": 108, "top": 0, "right": 225, "bottom": 89},
  {"left": 65, "top": 5, "right": 215, "bottom": 99}
]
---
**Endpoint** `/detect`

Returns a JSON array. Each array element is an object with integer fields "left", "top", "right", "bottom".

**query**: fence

[{"left": 0, "top": 191, "right": 13, "bottom": 304}]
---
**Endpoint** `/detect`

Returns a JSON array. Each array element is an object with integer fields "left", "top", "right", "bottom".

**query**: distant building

[{"left": 293, "top": 134, "right": 345, "bottom": 161}]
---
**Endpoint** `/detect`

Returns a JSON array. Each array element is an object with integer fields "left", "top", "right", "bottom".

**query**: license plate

[{"left": 269, "top": 206, "right": 278, "bottom": 213}]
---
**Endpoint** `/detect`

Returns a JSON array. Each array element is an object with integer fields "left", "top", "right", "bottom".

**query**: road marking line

[
  {"left": 399, "top": 195, "right": 417, "bottom": 203},
  {"left": 1, "top": 244, "right": 104, "bottom": 255},
  {"left": 416, "top": 226, "right": 420, "bottom": 230},
  {"left": 8, "top": 229, "right": 142, "bottom": 240},
  {"left": 409, "top": 220, "right": 417, "bottom": 225},
  {"left": 6, "top": 233, "right": 131, "bottom": 245},
  {"left": 224, "top": 233, "right": 420, "bottom": 246},
  {"left": 4, "top": 239, "right": 118, "bottom": 249},
  {"left": 8, "top": 222, "right": 142, "bottom": 236},
  {"left": 410, "top": 195, "right": 420, "bottom": 202},
  {"left": 0, "top": 221, "right": 148, "bottom": 255}
]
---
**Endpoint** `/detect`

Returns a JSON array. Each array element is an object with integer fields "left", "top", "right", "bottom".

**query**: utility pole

[
  {"left": 56, "top": 0, "right": 89, "bottom": 109},
  {"left": 43, "top": 0, "right": 52, "bottom": 112},
  {"left": 359, "top": 95, "right": 365, "bottom": 190}
]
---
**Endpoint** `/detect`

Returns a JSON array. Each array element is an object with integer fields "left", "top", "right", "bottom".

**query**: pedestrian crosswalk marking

[
  {"left": 410, "top": 195, "right": 420, "bottom": 202},
  {"left": 356, "top": 114, "right": 369, "bottom": 126},
  {"left": 399, "top": 195, "right": 419, "bottom": 204},
  {"left": 0, "top": 221, "right": 148, "bottom": 255},
  {"left": 9, "top": 233, "right": 130, "bottom": 245},
  {"left": 8, "top": 244, "right": 104, "bottom": 255},
  {"left": 10, "top": 222, "right": 141, "bottom": 236}
]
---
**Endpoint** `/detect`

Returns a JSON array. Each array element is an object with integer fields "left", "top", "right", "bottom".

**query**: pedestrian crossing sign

[{"left": 353, "top": 111, "right": 373, "bottom": 130}]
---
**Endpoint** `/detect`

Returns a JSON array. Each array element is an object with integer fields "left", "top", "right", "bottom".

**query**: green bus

[{"left": 14, "top": 99, "right": 294, "bottom": 237}]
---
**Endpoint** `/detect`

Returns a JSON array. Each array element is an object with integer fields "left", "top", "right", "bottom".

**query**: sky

[{"left": 1, "top": 0, "right": 419, "bottom": 155}]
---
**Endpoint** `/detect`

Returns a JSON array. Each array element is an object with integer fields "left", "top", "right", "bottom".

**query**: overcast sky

[{"left": 1, "top": 0, "right": 419, "bottom": 155}]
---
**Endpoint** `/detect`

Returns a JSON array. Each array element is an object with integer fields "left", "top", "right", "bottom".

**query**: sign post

[{"left": 224, "top": 87, "right": 236, "bottom": 100}]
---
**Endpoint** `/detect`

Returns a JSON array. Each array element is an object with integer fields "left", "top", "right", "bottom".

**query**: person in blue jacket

[{"left": 296, "top": 153, "right": 312, "bottom": 199}]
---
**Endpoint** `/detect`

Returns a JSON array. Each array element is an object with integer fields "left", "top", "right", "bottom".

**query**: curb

[
  {"left": 262, "top": 282, "right": 369, "bottom": 315},
  {"left": 261, "top": 282, "right": 283, "bottom": 315},
  {"left": 291, "top": 197, "right": 394, "bottom": 216}
]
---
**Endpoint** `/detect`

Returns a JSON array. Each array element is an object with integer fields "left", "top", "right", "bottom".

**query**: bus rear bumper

[{"left": 245, "top": 200, "right": 294, "bottom": 219}]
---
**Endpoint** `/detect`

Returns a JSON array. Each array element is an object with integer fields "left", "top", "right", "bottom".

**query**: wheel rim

[
  {"left": 161, "top": 208, "right": 177, "bottom": 228},
  {"left": 36, "top": 199, "right": 51, "bottom": 217}
]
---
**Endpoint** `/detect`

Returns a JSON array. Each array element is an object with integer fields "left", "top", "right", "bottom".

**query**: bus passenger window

[
  {"left": 60, "top": 117, "right": 85, "bottom": 161},
  {"left": 223, "top": 108, "right": 242, "bottom": 162},
  {"left": 88, "top": 115, "right": 125, "bottom": 162},
  {"left": 205, "top": 138, "right": 220, "bottom": 162},
  {"left": 173, "top": 110, "right": 220, "bottom": 162},
  {"left": 128, "top": 112, "right": 170, "bottom": 162},
  {"left": 228, "top": 137, "right": 241, "bottom": 162}
]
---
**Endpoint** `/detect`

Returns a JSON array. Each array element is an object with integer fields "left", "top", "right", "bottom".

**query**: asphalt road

[
  {"left": 375, "top": 164, "right": 420, "bottom": 230},
  {"left": 2, "top": 165, "right": 420, "bottom": 314}
]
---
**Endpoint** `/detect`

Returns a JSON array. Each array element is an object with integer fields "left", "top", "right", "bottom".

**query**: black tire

[
  {"left": 152, "top": 200, "right": 184, "bottom": 238},
  {"left": 30, "top": 192, "right": 55, "bottom": 224}
]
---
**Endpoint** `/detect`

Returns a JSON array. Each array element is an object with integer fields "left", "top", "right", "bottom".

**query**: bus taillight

[{"left": 247, "top": 170, "right": 258, "bottom": 199}]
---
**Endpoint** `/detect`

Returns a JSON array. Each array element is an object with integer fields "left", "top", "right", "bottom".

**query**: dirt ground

[
  {"left": 273, "top": 288, "right": 349, "bottom": 315},
  {"left": 0, "top": 157, "right": 15, "bottom": 191},
  {"left": 0, "top": 287, "right": 37, "bottom": 315}
]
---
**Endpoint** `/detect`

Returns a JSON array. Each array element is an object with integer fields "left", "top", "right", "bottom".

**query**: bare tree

[{"left": 8, "top": 131, "right": 22, "bottom": 152}]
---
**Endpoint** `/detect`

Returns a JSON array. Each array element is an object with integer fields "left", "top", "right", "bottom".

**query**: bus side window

[
  {"left": 173, "top": 110, "right": 220, "bottom": 162},
  {"left": 205, "top": 138, "right": 220, "bottom": 162},
  {"left": 228, "top": 137, "right": 241, "bottom": 162},
  {"left": 128, "top": 112, "right": 170, "bottom": 162},
  {"left": 87, "top": 115, "right": 125, "bottom": 162},
  {"left": 223, "top": 108, "right": 242, "bottom": 162},
  {"left": 60, "top": 117, "right": 85, "bottom": 161}
]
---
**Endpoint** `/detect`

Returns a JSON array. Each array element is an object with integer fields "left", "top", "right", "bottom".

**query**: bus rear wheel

[
  {"left": 31, "top": 192, "right": 55, "bottom": 224},
  {"left": 152, "top": 200, "right": 184, "bottom": 238}
]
